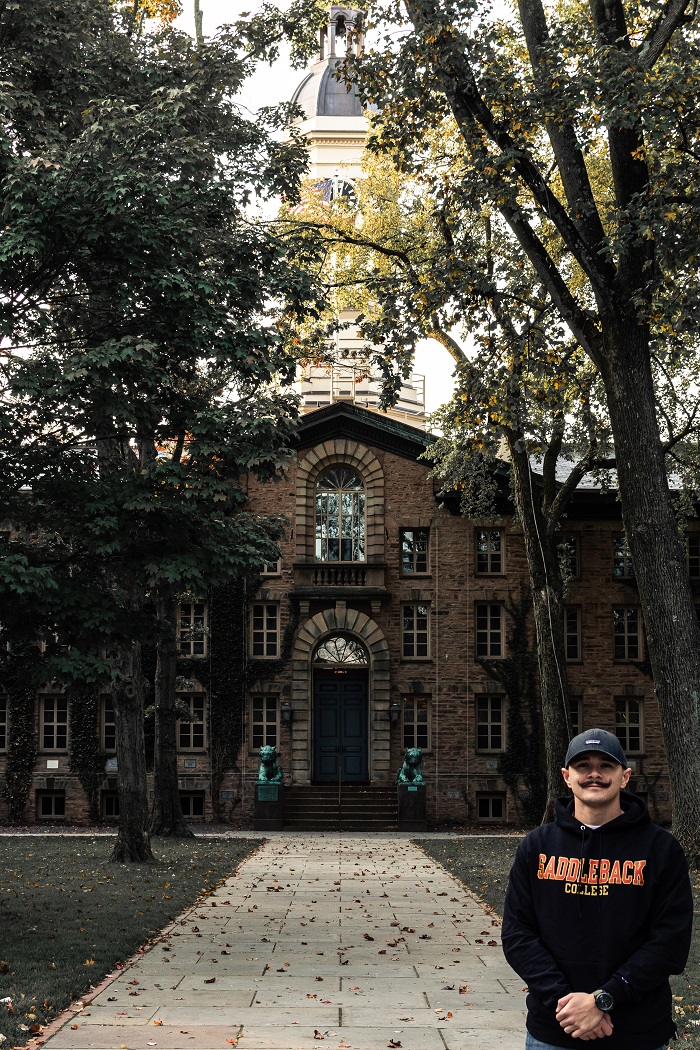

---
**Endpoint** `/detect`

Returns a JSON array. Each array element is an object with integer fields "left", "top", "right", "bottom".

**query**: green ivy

[
  {"left": 68, "top": 686, "right": 107, "bottom": 823},
  {"left": 4, "top": 689, "right": 37, "bottom": 822}
]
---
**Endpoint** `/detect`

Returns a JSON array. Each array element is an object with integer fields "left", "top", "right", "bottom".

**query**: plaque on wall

[{"left": 257, "top": 784, "right": 279, "bottom": 802}]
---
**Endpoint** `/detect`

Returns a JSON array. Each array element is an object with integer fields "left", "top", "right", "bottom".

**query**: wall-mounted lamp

[
  {"left": 280, "top": 700, "right": 293, "bottom": 726},
  {"left": 389, "top": 700, "right": 401, "bottom": 724}
]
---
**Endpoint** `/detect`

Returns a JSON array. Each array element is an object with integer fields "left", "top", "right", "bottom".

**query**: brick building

[{"left": 0, "top": 7, "right": 696, "bottom": 828}]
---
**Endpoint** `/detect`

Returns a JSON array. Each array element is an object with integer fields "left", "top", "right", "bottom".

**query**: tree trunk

[
  {"left": 509, "top": 442, "right": 572, "bottom": 821},
  {"left": 150, "top": 587, "right": 193, "bottom": 837},
  {"left": 601, "top": 320, "right": 700, "bottom": 862},
  {"left": 110, "top": 641, "right": 155, "bottom": 863}
]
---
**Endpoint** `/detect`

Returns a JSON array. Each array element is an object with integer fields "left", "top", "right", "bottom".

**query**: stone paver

[{"left": 39, "top": 835, "right": 526, "bottom": 1050}]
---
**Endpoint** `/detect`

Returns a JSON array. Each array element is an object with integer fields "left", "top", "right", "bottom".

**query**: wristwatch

[{"left": 592, "top": 989, "right": 614, "bottom": 1012}]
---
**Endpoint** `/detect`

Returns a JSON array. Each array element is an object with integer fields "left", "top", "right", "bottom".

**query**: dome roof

[{"left": 291, "top": 59, "right": 365, "bottom": 119}]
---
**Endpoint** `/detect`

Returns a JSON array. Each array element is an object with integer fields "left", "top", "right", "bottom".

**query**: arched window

[
  {"left": 314, "top": 635, "right": 369, "bottom": 665},
  {"left": 315, "top": 467, "right": 365, "bottom": 562}
]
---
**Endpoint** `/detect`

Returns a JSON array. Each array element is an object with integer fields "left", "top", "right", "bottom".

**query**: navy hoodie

[{"left": 502, "top": 791, "right": 692, "bottom": 1049}]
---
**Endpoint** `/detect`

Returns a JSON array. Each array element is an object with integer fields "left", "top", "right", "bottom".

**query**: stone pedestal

[
  {"left": 397, "top": 783, "right": 426, "bottom": 832},
  {"left": 254, "top": 782, "right": 284, "bottom": 831}
]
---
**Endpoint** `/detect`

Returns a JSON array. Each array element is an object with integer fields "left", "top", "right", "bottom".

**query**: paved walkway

[{"left": 40, "top": 835, "right": 526, "bottom": 1050}]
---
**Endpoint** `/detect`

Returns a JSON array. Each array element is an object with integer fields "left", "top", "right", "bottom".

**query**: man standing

[{"left": 502, "top": 728, "right": 693, "bottom": 1049}]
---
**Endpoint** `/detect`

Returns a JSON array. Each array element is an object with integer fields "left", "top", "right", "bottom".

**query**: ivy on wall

[
  {"left": 4, "top": 690, "right": 37, "bottom": 822},
  {"left": 479, "top": 591, "right": 546, "bottom": 824},
  {"left": 68, "top": 686, "right": 107, "bottom": 823}
]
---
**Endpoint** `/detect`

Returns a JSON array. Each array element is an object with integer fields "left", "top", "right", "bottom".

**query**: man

[{"left": 502, "top": 728, "right": 693, "bottom": 1049}]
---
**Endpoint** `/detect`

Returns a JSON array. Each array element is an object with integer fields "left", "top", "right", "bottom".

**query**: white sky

[{"left": 175, "top": 0, "right": 458, "bottom": 414}]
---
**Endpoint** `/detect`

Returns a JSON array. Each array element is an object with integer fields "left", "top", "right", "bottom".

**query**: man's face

[{"left": 561, "top": 752, "right": 631, "bottom": 808}]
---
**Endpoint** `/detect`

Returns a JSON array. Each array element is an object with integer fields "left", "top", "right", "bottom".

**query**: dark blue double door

[{"left": 313, "top": 670, "right": 369, "bottom": 782}]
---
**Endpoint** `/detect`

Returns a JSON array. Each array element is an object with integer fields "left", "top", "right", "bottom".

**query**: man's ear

[
  {"left": 622, "top": 766, "right": 632, "bottom": 787},
  {"left": 561, "top": 766, "right": 571, "bottom": 789}
]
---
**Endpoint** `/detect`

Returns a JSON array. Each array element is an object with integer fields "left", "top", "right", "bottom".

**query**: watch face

[{"left": 595, "top": 991, "right": 614, "bottom": 1012}]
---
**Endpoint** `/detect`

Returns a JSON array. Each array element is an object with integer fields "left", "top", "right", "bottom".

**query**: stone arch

[
  {"left": 289, "top": 606, "right": 391, "bottom": 784},
  {"left": 295, "top": 440, "right": 384, "bottom": 563}
]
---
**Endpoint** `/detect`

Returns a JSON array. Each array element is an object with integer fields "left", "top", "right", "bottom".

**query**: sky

[{"left": 175, "top": 0, "right": 458, "bottom": 415}]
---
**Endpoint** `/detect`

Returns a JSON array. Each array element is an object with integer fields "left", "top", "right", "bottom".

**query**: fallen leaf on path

[{"left": 314, "top": 1030, "right": 325, "bottom": 1039}]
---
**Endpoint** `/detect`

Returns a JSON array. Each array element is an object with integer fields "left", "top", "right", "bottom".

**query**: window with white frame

[
  {"left": 402, "top": 604, "right": 430, "bottom": 658},
  {"left": 251, "top": 603, "right": 279, "bottom": 658},
  {"left": 476, "top": 793, "right": 506, "bottom": 822},
  {"left": 178, "top": 601, "right": 207, "bottom": 657},
  {"left": 315, "top": 467, "right": 365, "bottom": 562},
  {"left": 564, "top": 606, "right": 582, "bottom": 661},
  {"left": 476, "top": 695, "right": 504, "bottom": 751},
  {"left": 102, "top": 791, "right": 119, "bottom": 819},
  {"left": 476, "top": 603, "right": 505, "bottom": 658},
  {"left": 569, "top": 697, "right": 583, "bottom": 738},
  {"left": 613, "top": 607, "right": 642, "bottom": 661},
  {"left": 615, "top": 697, "right": 643, "bottom": 754},
  {"left": 178, "top": 694, "right": 206, "bottom": 750},
  {"left": 0, "top": 695, "right": 7, "bottom": 751},
  {"left": 558, "top": 534, "right": 580, "bottom": 579},
  {"left": 476, "top": 528, "right": 503, "bottom": 574},
  {"left": 41, "top": 696, "right": 68, "bottom": 751},
  {"left": 687, "top": 535, "right": 700, "bottom": 579},
  {"left": 102, "top": 696, "right": 116, "bottom": 752},
  {"left": 251, "top": 695, "right": 279, "bottom": 749},
  {"left": 613, "top": 535, "right": 635, "bottom": 578},
  {"left": 37, "top": 791, "right": 66, "bottom": 819},
  {"left": 403, "top": 695, "right": 430, "bottom": 750},
  {"left": 400, "top": 528, "right": 429, "bottom": 575},
  {"left": 179, "top": 792, "right": 205, "bottom": 819}
]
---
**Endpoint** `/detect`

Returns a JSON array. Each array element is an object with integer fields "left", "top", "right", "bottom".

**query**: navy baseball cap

[{"left": 565, "top": 728, "right": 628, "bottom": 768}]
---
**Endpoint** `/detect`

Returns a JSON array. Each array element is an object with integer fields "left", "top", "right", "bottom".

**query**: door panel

[{"left": 313, "top": 670, "right": 368, "bottom": 782}]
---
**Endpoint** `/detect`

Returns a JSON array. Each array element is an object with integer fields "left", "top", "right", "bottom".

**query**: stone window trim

[
  {"left": 295, "top": 440, "right": 385, "bottom": 564},
  {"left": 261, "top": 559, "right": 282, "bottom": 575},
  {"left": 686, "top": 534, "right": 700, "bottom": 578},
  {"left": 36, "top": 790, "right": 66, "bottom": 819},
  {"left": 475, "top": 602, "right": 506, "bottom": 659},
  {"left": 250, "top": 602, "right": 280, "bottom": 659},
  {"left": 475, "top": 527, "right": 504, "bottom": 575},
  {"left": 40, "top": 695, "right": 69, "bottom": 752},
  {"left": 101, "top": 695, "right": 116, "bottom": 753},
  {"left": 250, "top": 693, "right": 279, "bottom": 752},
  {"left": 476, "top": 792, "right": 507, "bottom": 823},
  {"left": 476, "top": 694, "right": 505, "bottom": 752},
  {"left": 402, "top": 603, "right": 431, "bottom": 660},
  {"left": 615, "top": 696, "right": 644, "bottom": 755},
  {"left": 569, "top": 695, "right": 583, "bottom": 738},
  {"left": 178, "top": 693, "right": 207, "bottom": 752},
  {"left": 612, "top": 534, "right": 635, "bottom": 580},
  {"left": 402, "top": 694, "right": 431, "bottom": 751},
  {"left": 400, "top": 527, "right": 430, "bottom": 576},
  {"left": 564, "top": 605, "right": 582, "bottom": 663},
  {"left": 177, "top": 599, "right": 208, "bottom": 658},
  {"left": 101, "top": 790, "right": 119, "bottom": 819},
  {"left": 613, "top": 606, "right": 644, "bottom": 662},
  {"left": 179, "top": 791, "right": 206, "bottom": 820}
]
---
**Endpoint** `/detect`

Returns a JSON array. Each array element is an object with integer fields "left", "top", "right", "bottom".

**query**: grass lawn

[
  {"left": 0, "top": 836, "right": 261, "bottom": 1049},
  {"left": 418, "top": 836, "right": 700, "bottom": 1048}
]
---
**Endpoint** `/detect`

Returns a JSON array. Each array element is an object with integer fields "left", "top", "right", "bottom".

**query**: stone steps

[{"left": 284, "top": 784, "right": 398, "bottom": 831}]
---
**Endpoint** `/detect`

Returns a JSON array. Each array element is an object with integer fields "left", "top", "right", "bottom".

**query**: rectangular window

[
  {"left": 569, "top": 697, "right": 582, "bottom": 738},
  {"left": 564, "top": 606, "right": 582, "bottom": 662},
  {"left": 558, "top": 534, "right": 580, "bottom": 579},
  {"left": 179, "top": 792, "right": 205, "bottom": 819},
  {"left": 251, "top": 603, "right": 279, "bottom": 658},
  {"left": 42, "top": 697, "right": 68, "bottom": 751},
  {"left": 251, "top": 695, "right": 278, "bottom": 750},
  {"left": 402, "top": 604, "right": 430, "bottom": 658},
  {"left": 37, "top": 791, "right": 66, "bottom": 819},
  {"left": 402, "top": 695, "right": 430, "bottom": 750},
  {"left": 476, "top": 793, "right": 506, "bottom": 822},
  {"left": 178, "top": 695, "right": 206, "bottom": 750},
  {"left": 102, "top": 696, "right": 116, "bottom": 752},
  {"left": 476, "top": 528, "right": 503, "bottom": 574},
  {"left": 613, "top": 535, "right": 635, "bottom": 579},
  {"left": 615, "top": 697, "right": 643, "bottom": 754},
  {"left": 475, "top": 603, "right": 504, "bottom": 658},
  {"left": 0, "top": 695, "right": 7, "bottom": 751},
  {"left": 614, "top": 607, "right": 642, "bottom": 661},
  {"left": 261, "top": 560, "right": 281, "bottom": 575},
  {"left": 178, "top": 601, "right": 207, "bottom": 657},
  {"left": 400, "top": 528, "right": 429, "bottom": 575},
  {"left": 102, "top": 791, "right": 119, "bottom": 819},
  {"left": 687, "top": 535, "right": 700, "bottom": 579},
  {"left": 476, "top": 696, "right": 504, "bottom": 751}
]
